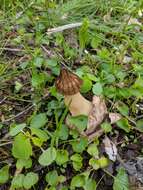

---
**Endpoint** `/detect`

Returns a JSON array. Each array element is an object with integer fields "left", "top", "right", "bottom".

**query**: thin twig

[
  {"left": 47, "top": 22, "right": 82, "bottom": 35},
  {"left": 0, "top": 141, "right": 12, "bottom": 147},
  {"left": 0, "top": 47, "right": 24, "bottom": 52}
]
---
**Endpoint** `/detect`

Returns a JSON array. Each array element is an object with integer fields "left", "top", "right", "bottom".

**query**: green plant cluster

[{"left": 0, "top": 0, "right": 143, "bottom": 189}]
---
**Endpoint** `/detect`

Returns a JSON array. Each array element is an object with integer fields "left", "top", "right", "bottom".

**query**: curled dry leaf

[
  {"left": 109, "top": 113, "right": 121, "bottom": 124},
  {"left": 86, "top": 96, "right": 108, "bottom": 135},
  {"left": 103, "top": 136, "right": 117, "bottom": 161}
]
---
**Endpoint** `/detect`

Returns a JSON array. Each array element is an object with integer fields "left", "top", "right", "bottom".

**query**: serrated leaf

[
  {"left": 80, "top": 77, "right": 92, "bottom": 93},
  {"left": 101, "top": 122, "right": 112, "bottom": 133},
  {"left": 16, "top": 158, "right": 32, "bottom": 169},
  {"left": 116, "top": 118, "right": 130, "bottom": 132},
  {"left": 87, "top": 143, "right": 99, "bottom": 158},
  {"left": 113, "top": 167, "right": 129, "bottom": 190},
  {"left": 10, "top": 123, "right": 26, "bottom": 136},
  {"left": 71, "top": 175, "right": 85, "bottom": 189},
  {"left": 30, "top": 113, "right": 47, "bottom": 129},
  {"left": 92, "top": 82, "right": 103, "bottom": 95},
  {"left": 56, "top": 150, "right": 69, "bottom": 165},
  {"left": 38, "top": 147, "right": 57, "bottom": 166},
  {"left": 45, "top": 170, "right": 58, "bottom": 186},
  {"left": 30, "top": 127, "right": 49, "bottom": 141},
  {"left": 11, "top": 174, "right": 25, "bottom": 189},
  {"left": 0, "top": 165, "right": 9, "bottom": 184},
  {"left": 12, "top": 133, "right": 32, "bottom": 159},
  {"left": 84, "top": 178, "right": 96, "bottom": 190},
  {"left": 23, "top": 172, "right": 39, "bottom": 189},
  {"left": 71, "top": 137, "right": 88, "bottom": 153}
]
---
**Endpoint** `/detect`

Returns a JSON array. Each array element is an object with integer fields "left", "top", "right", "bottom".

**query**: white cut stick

[{"left": 47, "top": 22, "right": 82, "bottom": 35}]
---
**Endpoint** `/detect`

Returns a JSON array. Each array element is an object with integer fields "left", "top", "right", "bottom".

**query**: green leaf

[
  {"left": 117, "top": 103, "right": 129, "bottom": 116},
  {"left": 38, "top": 147, "right": 57, "bottom": 166},
  {"left": 89, "top": 158, "right": 100, "bottom": 170},
  {"left": 58, "top": 124, "right": 69, "bottom": 140},
  {"left": 32, "top": 137, "right": 43, "bottom": 147},
  {"left": 101, "top": 122, "right": 112, "bottom": 133},
  {"left": 71, "top": 154, "right": 83, "bottom": 171},
  {"left": 79, "top": 18, "right": 89, "bottom": 50},
  {"left": 136, "top": 119, "right": 143, "bottom": 132},
  {"left": 45, "top": 170, "right": 59, "bottom": 186},
  {"left": 71, "top": 137, "right": 88, "bottom": 153},
  {"left": 11, "top": 174, "right": 25, "bottom": 189},
  {"left": 56, "top": 150, "right": 69, "bottom": 165},
  {"left": 23, "top": 172, "right": 39, "bottom": 189},
  {"left": 30, "top": 113, "right": 47, "bottom": 129},
  {"left": 113, "top": 167, "right": 129, "bottom": 190},
  {"left": 16, "top": 158, "right": 32, "bottom": 169},
  {"left": 68, "top": 115, "right": 88, "bottom": 132},
  {"left": 92, "top": 82, "right": 103, "bottom": 95},
  {"left": 10, "top": 123, "right": 26, "bottom": 136},
  {"left": 98, "top": 156, "right": 109, "bottom": 168},
  {"left": 71, "top": 175, "right": 85, "bottom": 189},
  {"left": 12, "top": 133, "right": 32, "bottom": 159},
  {"left": 87, "top": 143, "right": 99, "bottom": 158},
  {"left": 31, "top": 127, "right": 49, "bottom": 141},
  {"left": 32, "top": 72, "right": 47, "bottom": 89},
  {"left": 45, "top": 59, "right": 57, "bottom": 68},
  {"left": 116, "top": 118, "right": 130, "bottom": 133},
  {"left": 15, "top": 81, "right": 23, "bottom": 92},
  {"left": 0, "top": 165, "right": 9, "bottom": 184},
  {"left": 33, "top": 57, "right": 43, "bottom": 67},
  {"left": 84, "top": 178, "right": 96, "bottom": 190},
  {"left": 80, "top": 77, "right": 92, "bottom": 93},
  {"left": 91, "top": 36, "right": 102, "bottom": 48}
]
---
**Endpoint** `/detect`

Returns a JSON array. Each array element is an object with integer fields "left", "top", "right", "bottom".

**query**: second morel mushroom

[{"left": 55, "top": 68, "right": 92, "bottom": 116}]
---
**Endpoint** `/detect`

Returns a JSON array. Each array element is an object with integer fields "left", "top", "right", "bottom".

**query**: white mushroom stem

[{"left": 64, "top": 92, "right": 92, "bottom": 116}]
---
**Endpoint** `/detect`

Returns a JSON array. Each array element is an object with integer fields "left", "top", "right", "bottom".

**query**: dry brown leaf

[
  {"left": 109, "top": 113, "right": 121, "bottom": 124},
  {"left": 103, "top": 136, "right": 117, "bottom": 161},
  {"left": 86, "top": 96, "right": 108, "bottom": 134}
]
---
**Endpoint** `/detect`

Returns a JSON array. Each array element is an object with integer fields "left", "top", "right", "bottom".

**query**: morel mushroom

[{"left": 55, "top": 68, "right": 92, "bottom": 116}]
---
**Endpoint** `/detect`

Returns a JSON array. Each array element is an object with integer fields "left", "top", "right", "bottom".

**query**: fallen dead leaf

[{"left": 103, "top": 136, "right": 117, "bottom": 161}]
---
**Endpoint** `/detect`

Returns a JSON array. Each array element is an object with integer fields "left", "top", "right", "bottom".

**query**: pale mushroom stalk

[{"left": 55, "top": 68, "right": 92, "bottom": 116}]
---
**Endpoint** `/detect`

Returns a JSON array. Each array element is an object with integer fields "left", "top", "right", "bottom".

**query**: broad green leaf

[
  {"left": 45, "top": 170, "right": 58, "bottom": 186},
  {"left": 30, "top": 113, "right": 47, "bottom": 129},
  {"left": 117, "top": 103, "right": 129, "bottom": 116},
  {"left": 16, "top": 158, "right": 32, "bottom": 169},
  {"left": 31, "top": 127, "right": 49, "bottom": 141},
  {"left": 11, "top": 174, "right": 25, "bottom": 189},
  {"left": 71, "top": 137, "right": 88, "bottom": 153},
  {"left": 33, "top": 57, "right": 43, "bottom": 67},
  {"left": 10, "top": 123, "right": 26, "bottom": 136},
  {"left": 32, "top": 72, "right": 47, "bottom": 89},
  {"left": 32, "top": 136, "right": 43, "bottom": 147},
  {"left": 87, "top": 143, "right": 99, "bottom": 158},
  {"left": 92, "top": 82, "right": 103, "bottom": 95},
  {"left": 0, "top": 165, "right": 9, "bottom": 184},
  {"left": 38, "top": 147, "right": 57, "bottom": 166},
  {"left": 58, "top": 124, "right": 69, "bottom": 140},
  {"left": 80, "top": 77, "right": 92, "bottom": 93},
  {"left": 45, "top": 59, "right": 57, "bottom": 68},
  {"left": 91, "top": 36, "right": 102, "bottom": 48},
  {"left": 113, "top": 167, "right": 129, "bottom": 190},
  {"left": 71, "top": 154, "right": 83, "bottom": 171},
  {"left": 68, "top": 115, "right": 88, "bottom": 132},
  {"left": 136, "top": 119, "right": 143, "bottom": 132},
  {"left": 98, "top": 157, "right": 109, "bottom": 168},
  {"left": 23, "top": 172, "right": 39, "bottom": 189},
  {"left": 12, "top": 133, "right": 32, "bottom": 159},
  {"left": 116, "top": 118, "right": 130, "bottom": 133},
  {"left": 71, "top": 175, "right": 85, "bottom": 189},
  {"left": 89, "top": 158, "right": 100, "bottom": 170},
  {"left": 101, "top": 122, "right": 112, "bottom": 133},
  {"left": 84, "top": 178, "right": 96, "bottom": 190},
  {"left": 56, "top": 150, "right": 69, "bottom": 165}
]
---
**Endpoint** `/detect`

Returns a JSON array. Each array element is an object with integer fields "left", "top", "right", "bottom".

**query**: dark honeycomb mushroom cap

[{"left": 55, "top": 68, "right": 83, "bottom": 95}]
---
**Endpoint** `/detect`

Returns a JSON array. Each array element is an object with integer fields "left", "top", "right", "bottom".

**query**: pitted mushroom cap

[{"left": 55, "top": 68, "right": 83, "bottom": 95}]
